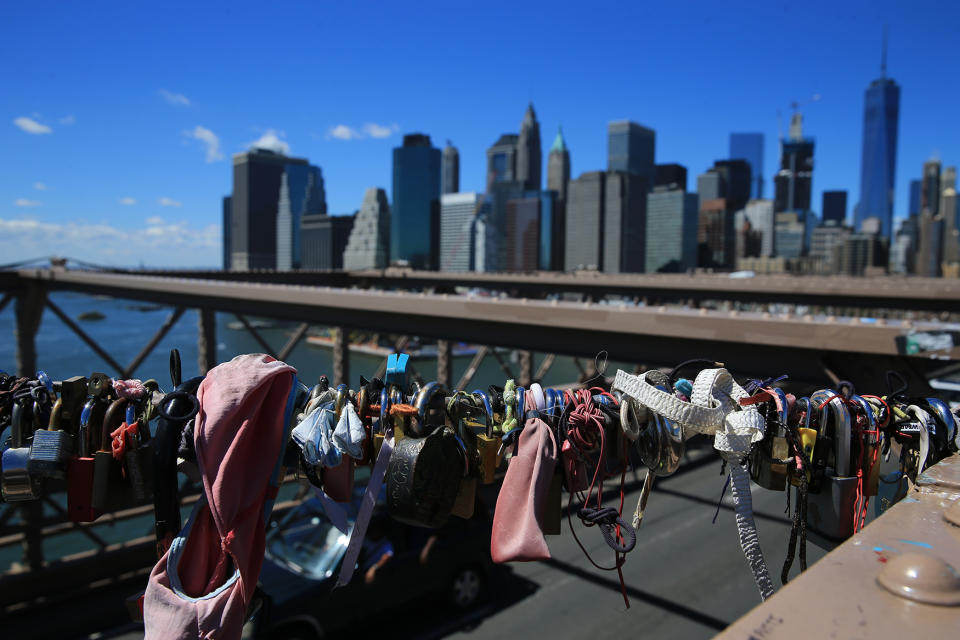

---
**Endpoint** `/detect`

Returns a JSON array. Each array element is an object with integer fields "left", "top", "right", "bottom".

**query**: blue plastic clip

[
  {"left": 385, "top": 353, "right": 410, "bottom": 389},
  {"left": 36, "top": 370, "right": 53, "bottom": 393}
]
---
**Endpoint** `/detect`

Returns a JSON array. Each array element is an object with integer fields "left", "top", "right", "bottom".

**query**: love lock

[
  {"left": 749, "top": 388, "right": 790, "bottom": 491},
  {"left": 386, "top": 426, "right": 464, "bottom": 528},
  {"left": 2, "top": 394, "right": 42, "bottom": 502},
  {"left": 804, "top": 389, "right": 857, "bottom": 540}
]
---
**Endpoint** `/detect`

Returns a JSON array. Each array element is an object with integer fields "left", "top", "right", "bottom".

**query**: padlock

[
  {"left": 92, "top": 398, "right": 129, "bottom": 513},
  {"left": 59, "top": 376, "right": 89, "bottom": 433},
  {"left": 450, "top": 417, "right": 477, "bottom": 519},
  {"left": 28, "top": 397, "right": 76, "bottom": 479},
  {"left": 543, "top": 469, "right": 563, "bottom": 535},
  {"left": 749, "top": 390, "right": 790, "bottom": 491},
  {"left": 475, "top": 414, "right": 500, "bottom": 484},
  {"left": 803, "top": 390, "right": 857, "bottom": 540},
  {"left": 851, "top": 395, "right": 881, "bottom": 497},
  {"left": 386, "top": 427, "right": 464, "bottom": 528},
  {"left": 322, "top": 457, "right": 355, "bottom": 503},
  {"left": 413, "top": 381, "right": 449, "bottom": 437},
  {"left": 120, "top": 405, "right": 154, "bottom": 505},
  {"left": 2, "top": 397, "right": 42, "bottom": 502},
  {"left": 67, "top": 397, "right": 107, "bottom": 521}
]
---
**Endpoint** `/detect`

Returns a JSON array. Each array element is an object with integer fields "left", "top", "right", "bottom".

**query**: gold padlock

[
  {"left": 474, "top": 418, "right": 499, "bottom": 484},
  {"left": 450, "top": 476, "right": 476, "bottom": 519}
]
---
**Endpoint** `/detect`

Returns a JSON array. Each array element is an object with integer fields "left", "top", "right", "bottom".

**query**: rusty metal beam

[
  {"left": 108, "top": 267, "right": 960, "bottom": 312},
  {"left": 122, "top": 307, "right": 185, "bottom": 378},
  {"left": 277, "top": 322, "right": 310, "bottom": 362},
  {"left": 197, "top": 309, "right": 217, "bottom": 374},
  {"left": 533, "top": 353, "right": 556, "bottom": 383},
  {"left": 0, "top": 293, "right": 12, "bottom": 314},
  {"left": 436, "top": 339, "right": 452, "bottom": 387},
  {"left": 45, "top": 297, "right": 125, "bottom": 377},
  {"left": 332, "top": 327, "right": 349, "bottom": 386},
  {"left": 233, "top": 313, "right": 277, "bottom": 359},
  {"left": 456, "top": 345, "right": 489, "bottom": 390},
  {"left": 16, "top": 270, "right": 956, "bottom": 391}
]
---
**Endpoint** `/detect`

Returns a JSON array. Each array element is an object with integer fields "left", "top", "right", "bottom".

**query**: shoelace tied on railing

[{"left": 563, "top": 388, "right": 635, "bottom": 608}]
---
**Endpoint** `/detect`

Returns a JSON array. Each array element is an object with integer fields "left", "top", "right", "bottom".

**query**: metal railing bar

[
  {"left": 233, "top": 313, "right": 278, "bottom": 359},
  {"left": 121, "top": 307, "right": 186, "bottom": 378},
  {"left": 45, "top": 299, "right": 126, "bottom": 376},
  {"left": 277, "top": 322, "right": 310, "bottom": 362},
  {"left": 533, "top": 353, "right": 556, "bottom": 383},
  {"left": 456, "top": 345, "right": 489, "bottom": 390}
]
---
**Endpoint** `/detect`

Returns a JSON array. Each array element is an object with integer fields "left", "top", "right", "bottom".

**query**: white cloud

[
  {"left": 59, "top": 115, "right": 75, "bottom": 125},
  {"left": 145, "top": 216, "right": 165, "bottom": 225},
  {"left": 13, "top": 117, "right": 52, "bottom": 134},
  {"left": 119, "top": 197, "right": 136, "bottom": 205},
  {"left": 0, "top": 217, "right": 221, "bottom": 268},
  {"left": 328, "top": 122, "right": 399, "bottom": 140},
  {"left": 33, "top": 182, "right": 47, "bottom": 191},
  {"left": 249, "top": 129, "right": 291, "bottom": 155},
  {"left": 159, "top": 89, "right": 191, "bottom": 106},
  {"left": 328, "top": 124, "right": 362, "bottom": 140},
  {"left": 183, "top": 125, "right": 223, "bottom": 162},
  {"left": 15, "top": 198, "right": 41, "bottom": 207},
  {"left": 158, "top": 197, "right": 182, "bottom": 207},
  {"left": 362, "top": 122, "right": 399, "bottom": 138}
]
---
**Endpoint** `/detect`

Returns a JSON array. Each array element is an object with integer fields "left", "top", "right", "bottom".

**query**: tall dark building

[
  {"left": 230, "top": 149, "right": 308, "bottom": 270},
  {"left": 442, "top": 141, "right": 459, "bottom": 194},
  {"left": 547, "top": 127, "right": 570, "bottom": 203},
  {"left": 774, "top": 114, "right": 814, "bottom": 212},
  {"left": 392, "top": 134, "right": 441, "bottom": 269},
  {"left": 607, "top": 120, "right": 655, "bottom": 189},
  {"left": 855, "top": 39, "right": 900, "bottom": 238},
  {"left": 603, "top": 172, "right": 648, "bottom": 273},
  {"left": 711, "top": 160, "right": 751, "bottom": 213},
  {"left": 922, "top": 160, "right": 941, "bottom": 215},
  {"left": 505, "top": 196, "right": 541, "bottom": 272},
  {"left": 516, "top": 104, "right": 541, "bottom": 191},
  {"left": 486, "top": 134, "right": 518, "bottom": 193},
  {"left": 300, "top": 214, "right": 355, "bottom": 270},
  {"left": 822, "top": 190, "right": 847, "bottom": 225},
  {"left": 909, "top": 179, "right": 922, "bottom": 217},
  {"left": 222, "top": 195, "right": 231, "bottom": 270},
  {"left": 729, "top": 133, "right": 765, "bottom": 199},
  {"left": 655, "top": 163, "right": 687, "bottom": 191},
  {"left": 564, "top": 172, "right": 605, "bottom": 271}
]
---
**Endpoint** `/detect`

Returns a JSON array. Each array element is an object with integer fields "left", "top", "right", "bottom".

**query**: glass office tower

[
  {"left": 856, "top": 76, "right": 900, "bottom": 237},
  {"left": 391, "top": 134, "right": 441, "bottom": 269},
  {"left": 729, "top": 133, "right": 764, "bottom": 199}
]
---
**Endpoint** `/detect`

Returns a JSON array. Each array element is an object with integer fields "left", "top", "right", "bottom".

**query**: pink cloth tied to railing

[
  {"left": 143, "top": 354, "right": 295, "bottom": 639},
  {"left": 490, "top": 392, "right": 558, "bottom": 563}
]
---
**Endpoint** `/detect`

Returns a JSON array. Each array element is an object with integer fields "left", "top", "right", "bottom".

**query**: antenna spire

[{"left": 881, "top": 24, "right": 888, "bottom": 78}]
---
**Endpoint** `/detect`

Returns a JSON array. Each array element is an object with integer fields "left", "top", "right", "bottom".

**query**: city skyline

[{"left": 2, "top": 1, "right": 959, "bottom": 266}]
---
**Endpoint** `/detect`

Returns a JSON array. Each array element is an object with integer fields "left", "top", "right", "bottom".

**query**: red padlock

[
  {"left": 322, "top": 457, "right": 355, "bottom": 503},
  {"left": 67, "top": 397, "right": 106, "bottom": 522}
]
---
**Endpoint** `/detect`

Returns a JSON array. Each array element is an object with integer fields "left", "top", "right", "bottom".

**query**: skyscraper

[
  {"left": 742, "top": 199, "right": 776, "bottom": 257},
  {"left": 711, "top": 160, "right": 752, "bottom": 213},
  {"left": 729, "top": 133, "right": 765, "bottom": 199},
  {"left": 645, "top": 187, "right": 698, "bottom": 273},
  {"left": 655, "top": 164, "right": 687, "bottom": 191},
  {"left": 698, "top": 198, "right": 730, "bottom": 269},
  {"left": 343, "top": 188, "right": 390, "bottom": 270},
  {"left": 940, "top": 167, "right": 959, "bottom": 268},
  {"left": 855, "top": 38, "right": 900, "bottom": 238},
  {"left": 922, "top": 160, "right": 942, "bottom": 215},
  {"left": 774, "top": 114, "right": 814, "bottom": 213},
  {"left": 822, "top": 190, "right": 847, "bottom": 225},
  {"left": 276, "top": 164, "right": 326, "bottom": 271},
  {"left": 439, "top": 192, "right": 481, "bottom": 272},
  {"left": 607, "top": 121, "right": 655, "bottom": 188},
  {"left": 909, "top": 179, "right": 922, "bottom": 217},
  {"left": 486, "top": 134, "right": 518, "bottom": 193},
  {"left": 230, "top": 149, "right": 308, "bottom": 270},
  {"left": 516, "top": 104, "right": 542, "bottom": 192},
  {"left": 564, "top": 172, "right": 605, "bottom": 271},
  {"left": 300, "top": 214, "right": 354, "bottom": 270},
  {"left": 547, "top": 127, "right": 571, "bottom": 203},
  {"left": 505, "top": 196, "right": 541, "bottom": 271},
  {"left": 392, "top": 134, "right": 441, "bottom": 269},
  {"left": 603, "top": 172, "right": 648, "bottom": 273},
  {"left": 442, "top": 141, "right": 459, "bottom": 195},
  {"left": 222, "top": 195, "right": 231, "bottom": 270}
]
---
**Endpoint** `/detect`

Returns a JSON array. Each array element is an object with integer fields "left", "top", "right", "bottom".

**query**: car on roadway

[{"left": 251, "top": 488, "right": 493, "bottom": 639}]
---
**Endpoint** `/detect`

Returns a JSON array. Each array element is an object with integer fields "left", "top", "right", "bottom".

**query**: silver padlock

[
  {"left": 28, "top": 398, "right": 76, "bottom": 479},
  {"left": 2, "top": 397, "right": 42, "bottom": 502},
  {"left": 803, "top": 389, "right": 856, "bottom": 540}
]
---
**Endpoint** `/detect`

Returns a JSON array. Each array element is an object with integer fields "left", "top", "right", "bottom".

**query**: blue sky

[{"left": 2, "top": 1, "right": 958, "bottom": 267}]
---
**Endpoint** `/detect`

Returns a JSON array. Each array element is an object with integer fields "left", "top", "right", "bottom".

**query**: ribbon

[
  {"left": 334, "top": 427, "right": 394, "bottom": 589},
  {"left": 313, "top": 486, "right": 350, "bottom": 535}
]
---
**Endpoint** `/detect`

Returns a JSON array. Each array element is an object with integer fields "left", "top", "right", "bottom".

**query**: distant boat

[
  {"left": 226, "top": 319, "right": 282, "bottom": 331},
  {"left": 78, "top": 311, "right": 105, "bottom": 321}
]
